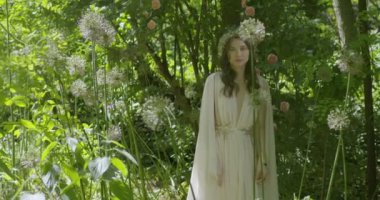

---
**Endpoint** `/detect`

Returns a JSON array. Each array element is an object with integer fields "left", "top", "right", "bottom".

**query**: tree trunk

[
  {"left": 358, "top": 0, "right": 377, "bottom": 199},
  {"left": 332, "top": 0, "right": 357, "bottom": 48},
  {"left": 333, "top": 0, "right": 377, "bottom": 199}
]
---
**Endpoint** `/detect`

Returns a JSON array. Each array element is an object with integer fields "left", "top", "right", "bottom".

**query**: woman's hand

[{"left": 255, "top": 162, "right": 267, "bottom": 183}]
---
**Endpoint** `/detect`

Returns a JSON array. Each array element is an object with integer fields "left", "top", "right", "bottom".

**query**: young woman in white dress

[{"left": 187, "top": 30, "right": 279, "bottom": 200}]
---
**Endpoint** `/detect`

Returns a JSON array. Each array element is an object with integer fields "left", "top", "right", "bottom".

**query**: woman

[{"left": 187, "top": 30, "right": 279, "bottom": 200}]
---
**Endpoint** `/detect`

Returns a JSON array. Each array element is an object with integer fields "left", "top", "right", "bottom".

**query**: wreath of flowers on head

[{"left": 217, "top": 18, "right": 266, "bottom": 58}]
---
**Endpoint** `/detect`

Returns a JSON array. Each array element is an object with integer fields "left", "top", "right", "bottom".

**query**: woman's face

[{"left": 227, "top": 38, "right": 249, "bottom": 72}]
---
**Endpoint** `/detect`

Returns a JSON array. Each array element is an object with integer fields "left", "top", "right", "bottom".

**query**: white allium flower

[
  {"left": 184, "top": 85, "right": 197, "bottom": 99},
  {"left": 96, "top": 69, "right": 107, "bottom": 85},
  {"left": 70, "top": 79, "right": 87, "bottom": 97},
  {"left": 141, "top": 96, "right": 175, "bottom": 131},
  {"left": 107, "top": 68, "right": 124, "bottom": 87},
  {"left": 45, "top": 43, "right": 65, "bottom": 67},
  {"left": 107, "top": 125, "right": 122, "bottom": 141},
  {"left": 336, "top": 50, "right": 363, "bottom": 74},
  {"left": 238, "top": 18, "right": 266, "bottom": 46},
  {"left": 11, "top": 45, "right": 33, "bottom": 56},
  {"left": 114, "top": 100, "right": 126, "bottom": 111},
  {"left": 327, "top": 108, "right": 350, "bottom": 131},
  {"left": 66, "top": 55, "right": 86, "bottom": 76},
  {"left": 79, "top": 11, "right": 116, "bottom": 46},
  {"left": 82, "top": 91, "right": 96, "bottom": 106}
]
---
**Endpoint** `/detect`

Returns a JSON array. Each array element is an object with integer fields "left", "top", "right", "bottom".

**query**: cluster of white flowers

[
  {"left": 82, "top": 91, "right": 96, "bottom": 106},
  {"left": 107, "top": 125, "right": 122, "bottom": 141},
  {"left": 79, "top": 11, "right": 116, "bottom": 46},
  {"left": 11, "top": 45, "right": 33, "bottom": 56},
  {"left": 184, "top": 85, "right": 197, "bottom": 99},
  {"left": 113, "top": 100, "right": 126, "bottom": 111},
  {"left": 327, "top": 108, "right": 350, "bottom": 131},
  {"left": 96, "top": 69, "right": 107, "bottom": 85},
  {"left": 238, "top": 18, "right": 266, "bottom": 45},
  {"left": 336, "top": 50, "right": 363, "bottom": 75},
  {"left": 218, "top": 19, "right": 266, "bottom": 57},
  {"left": 20, "top": 192, "right": 45, "bottom": 200},
  {"left": 96, "top": 68, "right": 124, "bottom": 87},
  {"left": 108, "top": 68, "right": 124, "bottom": 87},
  {"left": 45, "top": 43, "right": 65, "bottom": 67},
  {"left": 141, "top": 96, "right": 175, "bottom": 131},
  {"left": 66, "top": 55, "right": 86, "bottom": 76},
  {"left": 70, "top": 79, "right": 88, "bottom": 97}
]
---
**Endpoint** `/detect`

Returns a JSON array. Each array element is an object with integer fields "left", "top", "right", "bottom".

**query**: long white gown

[{"left": 187, "top": 72, "right": 279, "bottom": 200}]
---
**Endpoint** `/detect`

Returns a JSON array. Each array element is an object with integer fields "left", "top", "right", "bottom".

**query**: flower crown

[{"left": 218, "top": 18, "right": 266, "bottom": 58}]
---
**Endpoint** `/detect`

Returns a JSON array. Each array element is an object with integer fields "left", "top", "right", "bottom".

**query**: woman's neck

[{"left": 235, "top": 69, "right": 245, "bottom": 84}]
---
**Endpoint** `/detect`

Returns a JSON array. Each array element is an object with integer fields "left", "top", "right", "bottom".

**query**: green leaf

[
  {"left": 115, "top": 149, "right": 138, "bottom": 165},
  {"left": 109, "top": 181, "right": 132, "bottom": 200},
  {"left": 20, "top": 119, "right": 37, "bottom": 131},
  {"left": 4, "top": 98, "right": 13, "bottom": 106},
  {"left": 111, "top": 158, "right": 128, "bottom": 177},
  {"left": 41, "top": 141, "right": 57, "bottom": 161},
  {"left": 0, "top": 159, "right": 17, "bottom": 180},
  {"left": 62, "top": 164, "right": 80, "bottom": 185},
  {"left": 12, "top": 95, "right": 28, "bottom": 108}
]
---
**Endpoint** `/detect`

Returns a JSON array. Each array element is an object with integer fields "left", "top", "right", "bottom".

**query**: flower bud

[
  {"left": 280, "top": 101, "right": 290, "bottom": 112},
  {"left": 267, "top": 53, "right": 278, "bottom": 65},
  {"left": 147, "top": 20, "right": 157, "bottom": 30},
  {"left": 245, "top": 6, "right": 255, "bottom": 17},
  {"left": 152, "top": 0, "right": 161, "bottom": 10}
]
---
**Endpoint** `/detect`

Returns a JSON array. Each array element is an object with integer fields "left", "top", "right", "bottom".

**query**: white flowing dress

[{"left": 187, "top": 72, "right": 279, "bottom": 200}]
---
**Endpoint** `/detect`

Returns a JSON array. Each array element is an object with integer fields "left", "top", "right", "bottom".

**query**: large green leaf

[
  {"left": 111, "top": 158, "right": 128, "bottom": 177},
  {"left": 0, "top": 158, "right": 17, "bottom": 180},
  {"left": 62, "top": 164, "right": 80, "bottom": 185},
  {"left": 41, "top": 141, "right": 58, "bottom": 161},
  {"left": 109, "top": 180, "right": 132, "bottom": 200},
  {"left": 20, "top": 119, "right": 38, "bottom": 131}
]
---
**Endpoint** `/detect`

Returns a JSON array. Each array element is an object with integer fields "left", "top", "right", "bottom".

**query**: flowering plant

[{"left": 238, "top": 18, "right": 266, "bottom": 46}]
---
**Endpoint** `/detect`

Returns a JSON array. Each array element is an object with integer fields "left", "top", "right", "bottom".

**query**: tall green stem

[
  {"left": 326, "top": 132, "right": 343, "bottom": 200},
  {"left": 298, "top": 84, "right": 320, "bottom": 199},
  {"left": 5, "top": 0, "right": 16, "bottom": 168}
]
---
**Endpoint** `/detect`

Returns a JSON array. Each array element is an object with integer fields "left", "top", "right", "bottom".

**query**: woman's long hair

[{"left": 219, "top": 35, "right": 260, "bottom": 97}]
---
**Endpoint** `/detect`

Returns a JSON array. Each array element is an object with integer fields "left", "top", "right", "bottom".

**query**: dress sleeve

[
  {"left": 258, "top": 76, "right": 279, "bottom": 199},
  {"left": 187, "top": 73, "right": 218, "bottom": 200}
]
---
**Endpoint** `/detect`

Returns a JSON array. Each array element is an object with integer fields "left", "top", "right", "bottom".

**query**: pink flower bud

[
  {"left": 267, "top": 53, "right": 278, "bottom": 65},
  {"left": 147, "top": 20, "right": 157, "bottom": 30},
  {"left": 280, "top": 101, "right": 290, "bottom": 112},
  {"left": 245, "top": 6, "right": 255, "bottom": 17},
  {"left": 152, "top": 0, "right": 161, "bottom": 10}
]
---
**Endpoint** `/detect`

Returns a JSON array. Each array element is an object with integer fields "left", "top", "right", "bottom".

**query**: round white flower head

[
  {"left": 141, "top": 96, "right": 175, "bottom": 131},
  {"left": 107, "top": 125, "right": 122, "bottom": 141},
  {"left": 336, "top": 50, "right": 363, "bottom": 75},
  {"left": 96, "top": 69, "right": 107, "bottom": 85},
  {"left": 327, "top": 108, "right": 350, "bottom": 131},
  {"left": 66, "top": 55, "right": 86, "bottom": 76},
  {"left": 184, "top": 85, "right": 197, "bottom": 99},
  {"left": 70, "top": 79, "right": 87, "bottom": 97},
  {"left": 107, "top": 68, "right": 124, "bottom": 87},
  {"left": 79, "top": 11, "right": 116, "bottom": 46},
  {"left": 238, "top": 18, "right": 266, "bottom": 46},
  {"left": 45, "top": 42, "right": 65, "bottom": 67}
]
